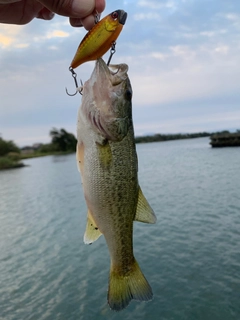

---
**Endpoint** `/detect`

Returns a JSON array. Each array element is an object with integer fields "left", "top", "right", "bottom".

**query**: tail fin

[{"left": 108, "top": 259, "right": 153, "bottom": 311}]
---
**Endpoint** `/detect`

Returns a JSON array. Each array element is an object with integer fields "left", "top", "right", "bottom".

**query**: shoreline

[
  {"left": 1, "top": 132, "right": 239, "bottom": 170},
  {"left": 0, "top": 151, "right": 75, "bottom": 171}
]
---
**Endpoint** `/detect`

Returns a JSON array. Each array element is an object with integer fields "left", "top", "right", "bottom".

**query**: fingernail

[
  {"left": 46, "top": 12, "right": 55, "bottom": 20},
  {"left": 70, "top": 18, "right": 83, "bottom": 27}
]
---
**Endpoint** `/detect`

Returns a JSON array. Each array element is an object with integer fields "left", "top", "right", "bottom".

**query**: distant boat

[{"left": 210, "top": 132, "right": 240, "bottom": 147}]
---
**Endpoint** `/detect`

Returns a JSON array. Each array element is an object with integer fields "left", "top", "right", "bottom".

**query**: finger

[
  {"left": 36, "top": 7, "right": 55, "bottom": 20},
  {"left": 80, "top": 14, "right": 95, "bottom": 30},
  {"left": 70, "top": 12, "right": 100, "bottom": 30},
  {"left": 39, "top": 0, "right": 96, "bottom": 18},
  {"left": 95, "top": 0, "right": 105, "bottom": 14},
  {"left": 0, "top": 0, "right": 21, "bottom": 3},
  {"left": 69, "top": 17, "right": 83, "bottom": 27}
]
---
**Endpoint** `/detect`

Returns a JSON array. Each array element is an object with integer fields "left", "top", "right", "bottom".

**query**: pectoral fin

[
  {"left": 135, "top": 187, "right": 157, "bottom": 224},
  {"left": 84, "top": 210, "right": 102, "bottom": 244}
]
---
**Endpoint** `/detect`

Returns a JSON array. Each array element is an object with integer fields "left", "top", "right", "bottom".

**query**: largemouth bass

[{"left": 76, "top": 58, "right": 156, "bottom": 311}]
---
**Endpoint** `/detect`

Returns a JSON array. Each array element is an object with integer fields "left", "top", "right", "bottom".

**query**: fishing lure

[
  {"left": 70, "top": 9, "right": 127, "bottom": 69},
  {"left": 66, "top": 9, "right": 127, "bottom": 96}
]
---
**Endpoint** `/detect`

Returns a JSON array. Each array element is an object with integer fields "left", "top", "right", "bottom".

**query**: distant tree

[
  {"left": 134, "top": 132, "right": 211, "bottom": 144},
  {"left": 0, "top": 137, "right": 20, "bottom": 156},
  {"left": 37, "top": 143, "right": 57, "bottom": 153},
  {"left": 50, "top": 128, "right": 77, "bottom": 152}
]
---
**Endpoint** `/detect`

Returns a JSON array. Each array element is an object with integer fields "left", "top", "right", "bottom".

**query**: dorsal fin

[
  {"left": 84, "top": 210, "right": 102, "bottom": 244},
  {"left": 134, "top": 187, "right": 156, "bottom": 224}
]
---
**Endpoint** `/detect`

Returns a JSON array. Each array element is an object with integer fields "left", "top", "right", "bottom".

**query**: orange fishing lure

[{"left": 70, "top": 10, "right": 127, "bottom": 69}]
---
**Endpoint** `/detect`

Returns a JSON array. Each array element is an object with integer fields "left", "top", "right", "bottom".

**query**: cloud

[
  {"left": 199, "top": 31, "right": 216, "bottom": 38},
  {"left": 1, "top": 1, "right": 240, "bottom": 146},
  {"left": 126, "top": 37, "right": 240, "bottom": 107},
  {"left": 134, "top": 120, "right": 240, "bottom": 136},
  {"left": 138, "top": 0, "right": 177, "bottom": 10},
  {"left": 133, "top": 108, "right": 240, "bottom": 136},
  {"left": 1, "top": 123, "right": 77, "bottom": 146},
  {"left": 0, "top": 17, "right": 78, "bottom": 51},
  {"left": 223, "top": 13, "right": 240, "bottom": 22},
  {"left": 214, "top": 45, "right": 229, "bottom": 54},
  {"left": 33, "top": 29, "right": 70, "bottom": 42},
  {"left": 0, "top": 25, "right": 22, "bottom": 48},
  {"left": 150, "top": 52, "right": 167, "bottom": 61},
  {"left": 0, "top": 34, "right": 12, "bottom": 48},
  {"left": 133, "top": 12, "right": 161, "bottom": 21},
  {"left": 46, "top": 30, "right": 69, "bottom": 38}
]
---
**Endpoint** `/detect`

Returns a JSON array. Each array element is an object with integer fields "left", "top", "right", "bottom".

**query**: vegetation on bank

[
  {"left": 210, "top": 130, "right": 240, "bottom": 147},
  {"left": 134, "top": 130, "right": 240, "bottom": 144},
  {"left": 0, "top": 138, "right": 24, "bottom": 170},
  {"left": 20, "top": 128, "right": 77, "bottom": 159},
  {"left": 0, "top": 128, "right": 77, "bottom": 170},
  {"left": 1, "top": 128, "right": 239, "bottom": 170},
  {"left": 135, "top": 132, "right": 211, "bottom": 144}
]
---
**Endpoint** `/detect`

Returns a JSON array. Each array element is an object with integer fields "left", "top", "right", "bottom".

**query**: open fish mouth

[
  {"left": 81, "top": 58, "right": 132, "bottom": 142},
  {"left": 95, "top": 58, "right": 129, "bottom": 86}
]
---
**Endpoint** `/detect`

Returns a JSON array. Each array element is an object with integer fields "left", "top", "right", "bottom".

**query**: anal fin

[
  {"left": 135, "top": 187, "right": 157, "bottom": 224},
  {"left": 84, "top": 210, "right": 102, "bottom": 244}
]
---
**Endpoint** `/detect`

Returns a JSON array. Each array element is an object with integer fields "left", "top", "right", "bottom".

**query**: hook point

[{"left": 65, "top": 87, "right": 78, "bottom": 96}]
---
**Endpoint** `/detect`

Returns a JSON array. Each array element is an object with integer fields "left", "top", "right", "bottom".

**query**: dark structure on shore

[{"left": 210, "top": 132, "right": 240, "bottom": 147}]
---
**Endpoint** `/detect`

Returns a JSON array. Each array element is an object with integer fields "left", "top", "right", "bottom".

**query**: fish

[
  {"left": 70, "top": 9, "right": 127, "bottom": 69},
  {"left": 76, "top": 58, "right": 157, "bottom": 311}
]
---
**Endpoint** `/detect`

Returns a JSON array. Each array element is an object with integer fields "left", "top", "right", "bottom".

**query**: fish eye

[
  {"left": 125, "top": 89, "right": 132, "bottom": 100},
  {"left": 111, "top": 11, "right": 118, "bottom": 20}
]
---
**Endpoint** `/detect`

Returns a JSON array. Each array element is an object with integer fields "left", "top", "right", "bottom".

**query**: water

[{"left": 0, "top": 138, "right": 239, "bottom": 320}]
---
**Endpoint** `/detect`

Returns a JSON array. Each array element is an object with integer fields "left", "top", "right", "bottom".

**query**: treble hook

[
  {"left": 94, "top": 10, "right": 100, "bottom": 24},
  {"left": 107, "top": 41, "right": 116, "bottom": 66},
  {"left": 65, "top": 67, "right": 83, "bottom": 96},
  {"left": 66, "top": 40, "right": 117, "bottom": 96}
]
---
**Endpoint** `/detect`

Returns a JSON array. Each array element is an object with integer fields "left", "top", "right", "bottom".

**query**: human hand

[{"left": 0, "top": 0, "right": 106, "bottom": 30}]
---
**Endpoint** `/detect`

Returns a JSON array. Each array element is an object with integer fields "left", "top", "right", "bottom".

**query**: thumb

[
  {"left": 38, "top": 0, "right": 96, "bottom": 19},
  {"left": 36, "top": 7, "right": 55, "bottom": 20}
]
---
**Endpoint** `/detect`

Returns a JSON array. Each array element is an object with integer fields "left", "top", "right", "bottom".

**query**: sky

[{"left": 0, "top": 0, "right": 240, "bottom": 146}]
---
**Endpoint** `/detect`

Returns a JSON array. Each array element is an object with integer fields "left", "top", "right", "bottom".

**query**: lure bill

[{"left": 70, "top": 9, "right": 127, "bottom": 69}]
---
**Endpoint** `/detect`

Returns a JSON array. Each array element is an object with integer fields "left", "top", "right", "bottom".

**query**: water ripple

[{"left": 0, "top": 139, "right": 240, "bottom": 319}]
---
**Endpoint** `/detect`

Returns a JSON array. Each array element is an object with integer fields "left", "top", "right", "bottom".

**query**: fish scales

[
  {"left": 77, "top": 58, "right": 156, "bottom": 311},
  {"left": 95, "top": 134, "right": 137, "bottom": 263}
]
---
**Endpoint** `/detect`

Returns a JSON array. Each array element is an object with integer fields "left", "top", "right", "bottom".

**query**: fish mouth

[
  {"left": 85, "top": 58, "right": 131, "bottom": 141},
  {"left": 96, "top": 58, "right": 129, "bottom": 86},
  {"left": 117, "top": 10, "right": 127, "bottom": 25}
]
